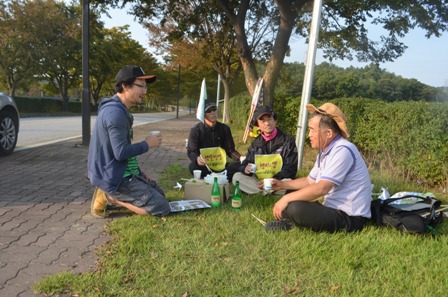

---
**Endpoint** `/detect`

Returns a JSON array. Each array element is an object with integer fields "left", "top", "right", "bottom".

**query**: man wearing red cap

[
  {"left": 266, "top": 102, "right": 372, "bottom": 233},
  {"left": 233, "top": 105, "right": 298, "bottom": 194},
  {"left": 88, "top": 65, "right": 170, "bottom": 218}
]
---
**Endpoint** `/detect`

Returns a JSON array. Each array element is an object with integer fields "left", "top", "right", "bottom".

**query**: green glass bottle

[
  {"left": 211, "top": 177, "right": 221, "bottom": 208},
  {"left": 231, "top": 181, "right": 242, "bottom": 211}
]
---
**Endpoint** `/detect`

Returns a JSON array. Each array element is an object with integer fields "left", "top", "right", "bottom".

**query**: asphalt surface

[{"left": 0, "top": 115, "right": 197, "bottom": 296}]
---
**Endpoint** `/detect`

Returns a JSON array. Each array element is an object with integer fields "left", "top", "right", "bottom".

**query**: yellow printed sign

[
  {"left": 254, "top": 154, "right": 283, "bottom": 180},
  {"left": 200, "top": 147, "right": 226, "bottom": 172}
]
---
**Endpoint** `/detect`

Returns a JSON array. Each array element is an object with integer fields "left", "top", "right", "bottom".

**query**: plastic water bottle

[
  {"left": 231, "top": 181, "right": 242, "bottom": 211},
  {"left": 211, "top": 177, "right": 221, "bottom": 208}
]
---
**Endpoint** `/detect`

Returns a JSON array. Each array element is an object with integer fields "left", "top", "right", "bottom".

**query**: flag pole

[
  {"left": 243, "top": 78, "right": 263, "bottom": 143},
  {"left": 295, "top": 0, "right": 323, "bottom": 169}
]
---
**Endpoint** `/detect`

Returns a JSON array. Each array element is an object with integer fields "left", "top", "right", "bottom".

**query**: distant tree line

[
  {"left": 275, "top": 62, "right": 448, "bottom": 103},
  {"left": 1, "top": 0, "right": 446, "bottom": 114}
]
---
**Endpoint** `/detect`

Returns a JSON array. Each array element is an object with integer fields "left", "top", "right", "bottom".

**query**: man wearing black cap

[
  {"left": 187, "top": 99, "right": 242, "bottom": 180},
  {"left": 88, "top": 65, "right": 170, "bottom": 218},
  {"left": 233, "top": 105, "right": 298, "bottom": 194}
]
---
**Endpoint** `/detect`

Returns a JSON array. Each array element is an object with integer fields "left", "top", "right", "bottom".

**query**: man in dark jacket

[
  {"left": 88, "top": 65, "right": 170, "bottom": 218},
  {"left": 187, "top": 100, "right": 242, "bottom": 181},
  {"left": 233, "top": 105, "right": 298, "bottom": 194}
]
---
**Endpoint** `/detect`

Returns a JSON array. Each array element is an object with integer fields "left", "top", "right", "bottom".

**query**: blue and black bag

[{"left": 371, "top": 194, "right": 444, "bottom": 234}]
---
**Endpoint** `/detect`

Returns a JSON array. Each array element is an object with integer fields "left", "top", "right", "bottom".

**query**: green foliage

[
  {"left": 14, "top": 96, "right": 83, "bottom": 113},
  {"left": 273, "top": 94, "right": 302, "bottom": 136},
  {"left": 348, "top": 100, "right": 448, "bottom": 186},
  {"left": 230, "top": 93, "right": 448, "bottom": 187},
  {"left": 227, "top": 93, "right": 252, "bottom": 127},
  {"left": 276, "top": 62, "right": 448, "bottom": 103}
]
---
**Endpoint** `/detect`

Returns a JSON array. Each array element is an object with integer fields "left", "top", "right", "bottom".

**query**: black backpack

[{"left": 371, "top": 194, "right": 444, "bottom": 234}]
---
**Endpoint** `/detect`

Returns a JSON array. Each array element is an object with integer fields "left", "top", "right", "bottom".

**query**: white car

[{"left": 0, "top": 92, "right": 20, "bottom": 156}]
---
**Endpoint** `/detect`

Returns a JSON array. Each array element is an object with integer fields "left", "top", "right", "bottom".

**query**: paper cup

[
  {"left": 263, "top": 178, "right": 274, "bottom": 191},
  {"left": 249, "top": 163, "right": 257, "bottom": 173},
  {"left": 193, "top": 170, "right": 202, "bottom": 180}
]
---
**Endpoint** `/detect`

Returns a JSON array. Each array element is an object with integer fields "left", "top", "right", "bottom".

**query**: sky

[{"left": 102, "top": 7, "right": 448, "bottom": 88}]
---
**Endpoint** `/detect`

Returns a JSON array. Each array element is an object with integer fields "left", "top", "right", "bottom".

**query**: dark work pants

[{"left": 282, "top": 201, "right": 366, "bottom": 233}]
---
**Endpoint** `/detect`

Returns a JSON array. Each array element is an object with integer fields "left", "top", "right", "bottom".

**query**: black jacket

[
  {"left": 187, "top": 121, "right": 241, "bottom": 164},
  {"left": 240, "top": 128, "right": 298, "bottom": 180}
]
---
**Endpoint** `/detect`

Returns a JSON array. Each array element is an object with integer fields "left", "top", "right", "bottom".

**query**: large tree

[
  {"left": 33, "top": 0, "right": 82, "bottom": 111},
  {"left": 138, "top": 1, "right": 271, "bottom": 123},
  {"left": 0, "top": 0, "right": 48, "bottom": 96},
  {"left": 95, "top": 0, "right": 448, "bottom": 107},
  {"left": 89, "top": 24, "right": 160, "bottom": 105}
]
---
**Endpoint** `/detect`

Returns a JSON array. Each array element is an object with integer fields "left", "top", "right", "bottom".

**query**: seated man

[
  {"left": 266, "top": 102, "right": 372, "bottom": 233},
  {"left": 187, "top": 100, "right": 242, "bottom": 181},
  {"left": 233, "top": 105, "right": 298, "bottom": 194}
]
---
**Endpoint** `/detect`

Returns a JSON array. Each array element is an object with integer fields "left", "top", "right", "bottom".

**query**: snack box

[{"left": 184, "top": 179, "right": 229, "bottom": 204}]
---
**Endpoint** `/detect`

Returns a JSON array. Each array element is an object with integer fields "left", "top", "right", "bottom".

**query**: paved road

[
  {"left": 0, "top": 115, "right": 197, "bottom": 296},
  {"left": 16, "top": 110, "right": 191, "bottom": 151}
]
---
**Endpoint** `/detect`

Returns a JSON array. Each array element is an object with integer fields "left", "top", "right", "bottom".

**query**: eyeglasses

[
  {"left": 206, "top": 107, "right": 217, "bottom": 113},
  {"left": 133, "top": 83, "right": 147, "bottom": 90}
]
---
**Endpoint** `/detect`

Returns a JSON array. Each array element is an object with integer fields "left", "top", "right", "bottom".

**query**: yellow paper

[
  {"left": 254, "top": 154, "right": 283, "bottom": 180},
  {"left": 200, "top": 147, "right": 226, "bottom": 172}
]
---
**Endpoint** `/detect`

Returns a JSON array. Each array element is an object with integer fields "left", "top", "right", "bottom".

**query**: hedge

[
  {"left": 229, "top": 95, "right": 448, "bottom": 187},
  {"left": 14, "top": 96, "right": 84, "bottom": 113}
]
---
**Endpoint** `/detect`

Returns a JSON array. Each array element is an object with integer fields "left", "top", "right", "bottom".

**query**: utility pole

[
  {"left": 295, "top": 0, "right": 323, "bottom": 168},
  {"left": 81, "top": 0, "right": 90, "bottom": 146},
  {"left": 176, "top": 64, "right": 180, "bottom": 118}
]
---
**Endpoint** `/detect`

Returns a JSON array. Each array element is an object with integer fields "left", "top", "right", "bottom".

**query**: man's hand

[
  {"left": 244, "top": 164, "right": 252, "bottom": 174},
  {"left": 271, "top": 179, "right": 283, "bottom": 191},
  {"left": 142, "top": 171, "right": 153, "bottom": 182},
  {"left": 197, "top": 156, "right": 206, "bottom": 166},
  {"left": 273, "top": 197, "right": 289, "bottom": 220},
  {"left": 145, "top": 133, "right": 162, "bottom": 148}
]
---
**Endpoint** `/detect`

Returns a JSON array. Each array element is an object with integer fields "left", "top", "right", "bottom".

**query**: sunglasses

[{"left": 206, "top": 107, "right": 217, "bottom": 113}]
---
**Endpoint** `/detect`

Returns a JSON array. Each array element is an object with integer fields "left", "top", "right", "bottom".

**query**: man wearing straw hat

[{"left": 266, "top": 102, "right": 372, "bottom": 233}]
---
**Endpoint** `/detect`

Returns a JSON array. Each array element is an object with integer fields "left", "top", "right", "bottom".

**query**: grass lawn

[{"left": 34, "top": 164, "right": 448, "bottom": 296}]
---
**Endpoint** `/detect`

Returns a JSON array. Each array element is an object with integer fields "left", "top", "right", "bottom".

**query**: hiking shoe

[
  {"left": 91, "top": 187, "right": 108, "bottom": 218},
  {"left": 265, "top": 219, "right": 293, "bottom": 232}
]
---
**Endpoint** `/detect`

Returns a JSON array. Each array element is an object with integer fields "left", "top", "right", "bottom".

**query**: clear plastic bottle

[
  {"left": 211, "top": 177, "right": 221, "bottom": 208},
  {"left": 231, "top": 181, "right": 242, "bottom": 211}
]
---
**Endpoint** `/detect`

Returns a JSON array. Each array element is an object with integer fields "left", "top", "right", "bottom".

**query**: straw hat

[{"left": 306, "top": 103, "right": 350, "bottom": 138}]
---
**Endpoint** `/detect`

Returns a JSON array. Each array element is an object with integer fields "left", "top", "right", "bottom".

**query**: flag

[
  {"left": 243, "top": 78, "right": 264, "bottom": 143},
  {"left": 196, "top": 78, "right": 207, "bottom": 122}
]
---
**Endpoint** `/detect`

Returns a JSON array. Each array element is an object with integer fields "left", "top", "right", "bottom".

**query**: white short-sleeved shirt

[{"left": 308, "top": 135, "right": 372, "bottom": 218}]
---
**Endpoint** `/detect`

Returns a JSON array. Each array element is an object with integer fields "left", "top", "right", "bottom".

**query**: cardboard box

[{"left": 184, "top": 179, "right": 229, "bottom": 204}]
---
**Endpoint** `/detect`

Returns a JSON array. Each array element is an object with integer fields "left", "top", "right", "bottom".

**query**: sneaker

[
  {"left": 265, "top": 219, "right": 293, "bottom": 232},
  {"left": 91, "top": 187, "right": 108, "bottom": 218}
]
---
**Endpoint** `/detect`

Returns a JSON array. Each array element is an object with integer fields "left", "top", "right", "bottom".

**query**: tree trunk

[
  {"left": 221, "top": 77, "right": 231, "bottom": 124},
  {"left": 218, "top": 0, "right": 259, "bottom": 98},
  {"left": 263, "top": 0, "right": 300, "bottom": 107},
  {"left": 219, "top": 0, "right": 305, "bottom": 107}
]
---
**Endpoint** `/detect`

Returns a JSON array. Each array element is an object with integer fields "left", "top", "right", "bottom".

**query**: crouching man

[{"left": 87, "top": 65, "right": 171, "bottom": 218}]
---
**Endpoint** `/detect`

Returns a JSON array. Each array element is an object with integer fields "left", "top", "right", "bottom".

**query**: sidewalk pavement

[{"left": 0, "top": 115, "right": 198, "bottom": 297}]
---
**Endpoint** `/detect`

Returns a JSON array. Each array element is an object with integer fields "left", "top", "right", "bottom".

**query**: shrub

[{"left": 229, "top": 95, "right": 448, "bottom": 187}]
